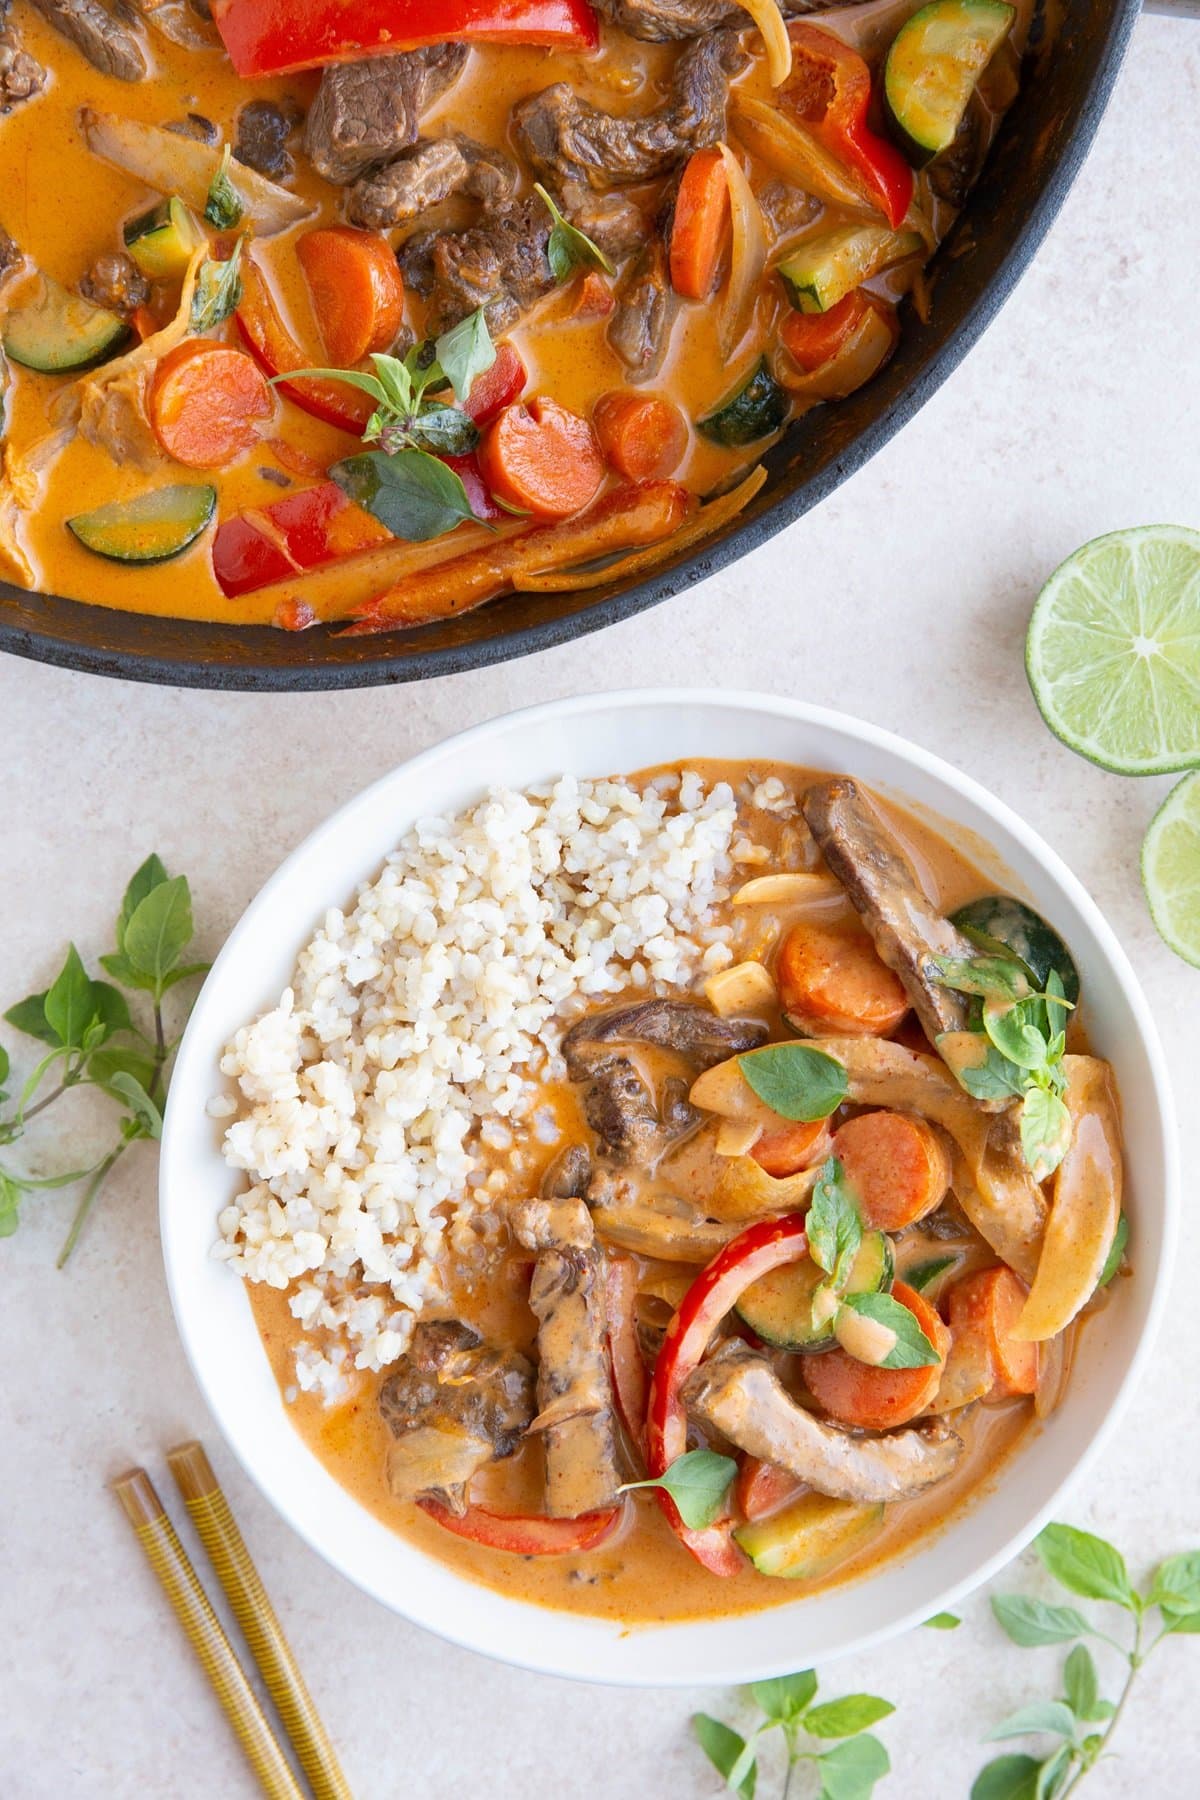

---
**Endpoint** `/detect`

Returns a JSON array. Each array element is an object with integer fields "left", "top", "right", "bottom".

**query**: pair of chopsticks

[{"left": 113, "top": 1442, "right": 352, "bottom": 1800}]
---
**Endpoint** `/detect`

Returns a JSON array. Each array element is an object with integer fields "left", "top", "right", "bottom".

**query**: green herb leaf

[
  {"left": 123, "top": 876, "right": 195, "bottom": 994},
  {"left": 1019, "top": 1087, "right": 1072, "bottom": 1183},
  {"left": 0, "top": 1169, "right": 22, "bottom": 1237},
  {"left": 924, "top": 1611, "right": 961, "bottom": 1629},
  {"left": 804, "top": 1695, "right": 894, "bottom": 1739},
  {"left": 534, "top": 182, "right": 615, "bottom": 282},
  {"left": 692, "top": 1715, "right": 756, "bottom": 1800},
  {"left": 158, "top": 961, "right": 211, "bottom": 994},
  {"left": 1148, "top": 1550, "right": 1200, "bottom": 1621},
  {"left": 1062, "top": 1645, "right": 1103, "bottom": 1722},
  {"left": 1036, "top": 1524, "right": 1136, "bottom": 1611},
  {"left": 4, "top": 992, "right": 56, "bottom": 1045},
  {"left": 620, "top": 1448, "right": 735, "bottom": 1530},
  {"left": 88, "top": 1044, "right": 158, "bottom": 1101},
  {"left": 840, "top": 1290, "right": 940, "bottom": 1368},
  {"left": 1160, "top": 1609, "right": 1200, "bottom": 1635},
  {"left": 407, "top": 404, "right": 481, "bottom": 457},
  {"left": 330, "top": 447, "right": 481, "bottom": 542},
  {"left": 43, "top": 945, "right": 96, "bottom": 1049},
  {"left": 984, "top": 1000, "right": 1049, "bottom": 1071},
  {"left": 905, "top": 1256, "right": 960, "bottom": 1294},
  {"left": 814, "top": 1731, "right": 889, "bottom": 1800},
  {"left": 1096, "top": 1214, "right": 1128, "bottom": 1289},
  {"left": 988, "top": 1701, "right": 1077, "bottom": 1743},
  {"left": 956, "top": 1044, "right": 1027, "bottom": 1102},
  {"left": 991, "top": 1595, "right": 1092, "bottom": 1648},
  {"left": 98, "top": 951, "right": 158, "bottom": 994},
  {"left": 190, "top": 239, "right": 244, "bottom": 333},
  {"left": 971, "top": 1754, "right": 1042, "bottom": 1800},
  {"left": 934, "top": 954, "right": 1031, "bottom": 1002},
  {"left": 278, "top": 365, "right": 391, "bottom": 405},
  {"left": 370, "top": 352, "right": 415, "bottom": 414},
  {"left": 1035, "top": 1746, "right": 1072, "bottom": 1800},
  {"left": 205, "top": 143, "right": 243, "bottom": 229},
  {"left": 434, "top": 307, "right": 496, "bottom": 407},
  {"left": 1043, "top": 967, "right": 1070, "bottom": 1040},
  {"left": 750, "top": 1670, "right": 817, "bottom": 1724},
  {"left": 807, "top": 1158, "right": 862, "bottom": 1286},
  {"left": 109, "top": 1072, "right": 162, "bottom": 1140},
  {"left": 0, "top": 1043, "right": 8, "bottom": 1093},
  {"left": 118, "top": 854, "right": 169, "bottom": 947},
  {"left": 738, "top": 1044, "right": 848, "bottom": 1122}
]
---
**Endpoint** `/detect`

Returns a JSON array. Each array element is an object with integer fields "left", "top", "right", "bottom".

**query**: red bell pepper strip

[
  {"left": 462, "top": 343, "right": 528, "bottom": 427},
  {"left": 783, "top": 24, "right": 914, "bottom": 230},
  {"left": 235, "top": 257, "right": 375, "bottom": 435},
  {"left": 212, "top": 480, "right": 391, "bottom": 598},
  {"left": 212, "top": 0, "right": 599, "bottom": 78},
  {"left": 736, "top": 1457, "right": 809, "bottom": 1524},
  {"left": 606, "top": 1257, "right": 649, "bottom": 1456},
  {"left": 646, "top": 1212, "right": 810, "bottom": 1575},
  {"left": 416, "top": 1497, "right": 622, "bottom": 1555}
]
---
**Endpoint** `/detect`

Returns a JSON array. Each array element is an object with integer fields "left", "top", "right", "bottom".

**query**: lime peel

[{"left": 1142, "top": 772, "right": 1200, "bottom": 968}]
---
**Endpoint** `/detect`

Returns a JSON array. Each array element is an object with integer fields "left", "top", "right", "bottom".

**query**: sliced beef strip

[
  {"left": 127, "top": 0, "right": 219, "bottom": 49},
  {"left": 166, "top": 111, "right": 219, "bottom": 145},
  {"left": 305, "top": 43, "right": 468, "bottom": 186},
  {"left": 425, "top": 196, "right": 554, "bottom": 335},
  {"left": 608, "top": 234, "right": 678, "bottom": 381},
  {"left": 801, "top": 777, "right": 978, "bottom": 1042},
  {"left": 78, "top": 251, "right": 149, "bottom": 317},
  {"left": 559, "top": 180, "right": 649, "bottom": 261},
  {"left": 378, "top": 1320, "right": 535, "bottom": 1514},
  {"left": 1, "top": 1, "right": 44, "bottom": 111},
  {"left": 513, "top": 30, "right": 747, "bottom": 190},
  {"left": 540, "top": 1142, "right": 593, "bottom": 1202},
  {"left": 511, "top": 1197, "right": 623, "bottom": 1518},
  {"left": 27, "top": 0, "right": 146, "bottom": 81},
  {"left": 564, "top": 998, "right": 768, "bottom": 1071},
  {"left": 683, "top": 1342, "right": 965, "bottom": 1502},
  {"left": 595, "top": 0, "right": 824, "bottom": 38},
  {"left": 348, "top": 135, "right": 516, "bottom": 231},
  {"left": 234, "top": 99, "right": 300, "bottom": 181}
]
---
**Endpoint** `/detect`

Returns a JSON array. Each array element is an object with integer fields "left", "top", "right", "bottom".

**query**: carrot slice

[
  {"left": 296, "top": 225, "right": 405, "bottom": 365},
  {"left": 776, "top": 922, "right": 910, "bottom": 1036},
  {"left": 669, "top": 146, "right": 731, "bottom": 300},
  {"left": 149, "top": 339, "right": 274, "bottom": 468},
  {"left": 478, "top": 396, "right": 606, "bottom": 519},
  {"left": 750, "top": 1118, "right": 830, "bottom": 1179},
  {"left": 832, "top": 1110, "right": 950, "bottom": 1230},
  {"left": 804, "top": 1281, "right": 949, "bottom": 1430},
  {"left": 594, "top": 391, "right": 688, "bottom": 482},
  {"left": 779, "top": 290, "right": 874, "bottom": 374},
  {"left": 946, "top": 1266, "right": 1038, "bottom": 1399}
]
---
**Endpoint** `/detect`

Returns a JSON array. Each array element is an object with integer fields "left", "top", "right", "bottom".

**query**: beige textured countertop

[{"left": 2, "top": 17, "right": 1198, "bottom": 1798}]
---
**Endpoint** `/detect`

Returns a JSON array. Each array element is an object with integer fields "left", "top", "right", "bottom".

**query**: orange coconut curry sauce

[
  {"left": 1, "top": 2, "right": 1030, "bottom": 634},
  {"left": 245, "top": 761, "right": 1121, "bottom": 1624}
]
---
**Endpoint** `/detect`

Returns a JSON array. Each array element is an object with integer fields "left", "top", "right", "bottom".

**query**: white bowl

[{"left": 160, "top": 691, "right": 1177, "bottom": 1686}]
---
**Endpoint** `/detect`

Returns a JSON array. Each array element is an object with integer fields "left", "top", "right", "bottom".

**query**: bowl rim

[{"left": 160, "top": 689, "right": 1178, "bottom": 1683}]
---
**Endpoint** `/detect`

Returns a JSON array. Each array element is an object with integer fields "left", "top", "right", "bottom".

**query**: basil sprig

[
  {"left": 204, "top": 143, "right": 243, "bottom": 229},
  {"left": 534, "top": 183, "right": 615, "bottom": 282},
  {"left": 190, "top": 237, "right": 244, "bottom": 333},
  {"left": 737, "top": 1043, "right": 848, "bottom": 1121},
  {"left": 935, "top": 955, "right": 1075, "bottom": 1180},
  {"left": 805, "top": 1159, "right": 939, "bottom": 1368},
  {"left": 695, "top": 1665, "right": 894, "bottom": 1800},
  {"left": 620, "top": 1448, "right": 736, "bottom": 1530}
]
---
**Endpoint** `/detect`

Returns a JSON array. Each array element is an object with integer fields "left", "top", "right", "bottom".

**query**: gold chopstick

[
  {"left": 167, "top": 1441, "right": 353, "bottom": 1800},
  {"left": 111, "top": 1468, "right": 307, "bottom": 1800}
]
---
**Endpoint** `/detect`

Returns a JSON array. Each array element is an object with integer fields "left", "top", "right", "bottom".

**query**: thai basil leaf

[
  {"left": 98, "top": 951, "right": 158, "bottom": 994},
  {"left": 406, "top": 405, "right": 481, "bottom": 456},
  {"left": 109, "top": 1072, "right": 163, "bottom": 1140},
  {"left": 0, "top": 1043, "right": 8, "bottom": 1093},
  {"left": 1096, "top": 1214, "right": 1128, "bottom": 1289},
  {"left": 991, "top": 1596, "right": 1092, "bottom": 1648},
  {"left": 750, "top": 1670, "right": 816, "bottom": 1724},
  {"left": 956, "top": 1044, "right": 1027, "bottom": 1102},
  {"left": 190, "top": 239, "right": 244, "bottom": 333},
  {"left": 923, "top": 1612, "right": 961, "bottom": 1629},
  {"left": 434, "top": 307, "right": 496, "bottom": 407},
  {"left": 807, "top": 1158, "right": 862, "bottom": 1287},
  {"left": 1035, "top": 1524, "right": 1136, "bottom": 1610},
  {"left": 204, "top": 143, "right": 243, "bottom": 229},
  {"left": 738, "top": 1044, "right": 847, "bottom": 1122},
  {"left": 692, "top": 1715, "right": 756, "bottom": 1800},
  {"left": 984, "top": 1000, "right": 1049, "bottom": 1071},
  {"left": 814, "top": 1731, "right": 889, "bottom": 1800},
  {"left": 1020, "top": 1086, "right": 1072, "bottom": 1182},
  {"left": 43, "top": 945, "right": 96, "bottom": 1049},
  {"left": 933, "top": 954, "right": 1031, "bottom": 1002},
  {"left": 118, "top": 854, "right": 169, "bottom": 948},
  {"left": 88, "top": 1044, "right": 158, "bottom": 1101},
  {"left": 1062, "top": 1645, "right": 1106, "bottom": 1722},
  {"left": 123, "top": 876, "right": 195, "bottom": 992},
  {"left": 987, "top": 1701, "right": 1077, "bottom": 1742},
  {"left": 970, "top": 1754, "right": 1042, "bottom": 1800},
  {"left": 1148, "top": 1550, "right": 1200, "bottom": 1621},
  {"left": 620, "top": 1449, "right": 736, "bottom": 1530},
  {"left": 4, "top": 991, "right": 57, "bottom": 1045},
  {"left": 277, "top": 365, "right": 391, "bottom": 405},
  {"left": 803, "top": 1695, "right": 894, "bottom": 1739},
  {"left": 840, "top": 1290, "right": 940, "bottom": 1368},
  {"left": 0, "top": 1170, "right": 22, "bottom": 1237},
  {"left": 535, "top": 182, "right": 615, "bottom": 281},
  {"left": 331, "top": 448, "right": 480, "bottom": 542}
]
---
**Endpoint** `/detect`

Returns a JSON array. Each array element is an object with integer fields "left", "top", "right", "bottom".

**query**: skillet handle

[{"left": 1142, "top": 0, "right": 1200, "bottom": 15}]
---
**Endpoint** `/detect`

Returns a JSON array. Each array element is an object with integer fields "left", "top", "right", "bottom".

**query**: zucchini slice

[
  {"left": 123, "top": 195, "right": 206, "bottom": 280},
  {"left": 67, "top": 484, "right": 217, "bottom": 563},
  {"left": 2, "top": 273, "right": 129, "bottom": 373},
  {"left": 698, "top": 357, "right": 788, "bottom": 446},
  {"left": 950, "top": 895, "right": 1080, "bottom": 1004},
  {"left": 736, "top": 1492, "right": 885, "bottom": 1579},
  {"left": 777, "top": 226, "right": 923, "bottom": 315},
  {"left": 736, "top": 1231, "right": 894, "bottom": 1350},
  {"left": 884, "top": 0, "right": 1016, "bottom": 166}
]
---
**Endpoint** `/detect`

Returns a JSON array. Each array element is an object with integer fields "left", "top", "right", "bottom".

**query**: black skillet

[{"left": 0, "top": 0, "right": 1181, "bottom": 690}]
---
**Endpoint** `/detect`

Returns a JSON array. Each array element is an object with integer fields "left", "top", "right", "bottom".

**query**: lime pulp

[{"left": 1142, "top": 771, "right": 1200, "bottom": 968}]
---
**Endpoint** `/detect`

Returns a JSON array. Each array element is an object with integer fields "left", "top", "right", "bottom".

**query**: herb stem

[
  {"left": 20, "top": 1071, "right": 79, "bottom": 1125},
  {"left": 1058, "top": 1612, "right": 1144, "bottom": 1798},
  {"left": 151, "top": 1002, "right": 167, "bottom": 1103},
  {"left": 56, "top": 1140, "right": 127, "bottom": 1269}
]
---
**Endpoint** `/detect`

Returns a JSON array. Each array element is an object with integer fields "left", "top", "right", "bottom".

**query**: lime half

[
  {"left": 1142, "top": 772, "right": 1200, "bottom": 967},
  {"left": 1026, "top": 525, "right": 1200, "bottom": 774}
]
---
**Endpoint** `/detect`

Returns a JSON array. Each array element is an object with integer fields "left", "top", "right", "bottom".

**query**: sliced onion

[
  {"left": 732, "top": 95, "right": 878, "bottom": 218},
  {"left": 776, "top": 303, "right": 899, "bottom": 401},
  {"left": 717, "top": 142, "right": 768, "bottom": 360},
  {"left": 739, "top": 0, "right": 793, "bottom": 87}
]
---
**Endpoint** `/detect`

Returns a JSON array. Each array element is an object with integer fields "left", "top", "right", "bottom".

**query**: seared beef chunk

[
  {"left": 511, "top": 1198, "right": 622, "bottom": 1517},
  {"left": 78, "top": 251, "right": 149, "bottom": 317},
  {"left": 27, "top": 0, "right": 146, "bottom": 81},
  {"left": 513, "top": 30, "right": 746, "bottom": 190},
  {"left": 564, "top": 998, "right": 767, "bottom": 1069},
  {"left": 166, "top": 111, "right": 219, "bottom": 145},
  {"left": 575, "top": 1053, "right": 671, "bottom": 1164},
  {"left": 396, "top": 229, "right": 439, "bottom": 297},
  {"left": 683, "top": 1342, "right": 965, "bottom": 1501},
  {"left": 305, "top": 44, "right": 468, "bottom": 185},
  {"left": 559, "top": 179, "right": 649, "bottom": 261},
  {"left": 802, "top": 778, "right": 978, "bottom": 1042},
  {"left": 348, "top": 135, "right": 516, "bottom": 230},
  {"left": 1, "top": 1, "right": 44, "bottom": 111},
  {"left": 425, "top": 197, "right": 554, "bottom": 334},
  {"left": 235, "top": 99, "right": 299, "bottom": 181},
  {"left": 0, "top": 227, "right": 22, "bottom": 283},
  {"left": 608, "top": 235, "right": 678, "bottom": 381},
  {"left": 756, "top": 178, "right": 821, "bottom": 245},
  {"left": 378, "top": 1320, "right": 535, "bottom": 1513},
  {"left": 595, "top": 0, "right": 822, "bottom": 37},
  {"left": 540, "top": 1142, "right": 593, "bottom": 1201},
  {"left": 128, "top": 0, "right": 218, "bottom": 48}
]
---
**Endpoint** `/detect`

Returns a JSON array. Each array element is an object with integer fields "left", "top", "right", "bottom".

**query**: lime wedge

[
  {"left": 1026, "top": 525, "right": 1200, "bottom": 774},
  {"left": 1142, "top": 772, "right": 1200, "bottom": 967}
]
